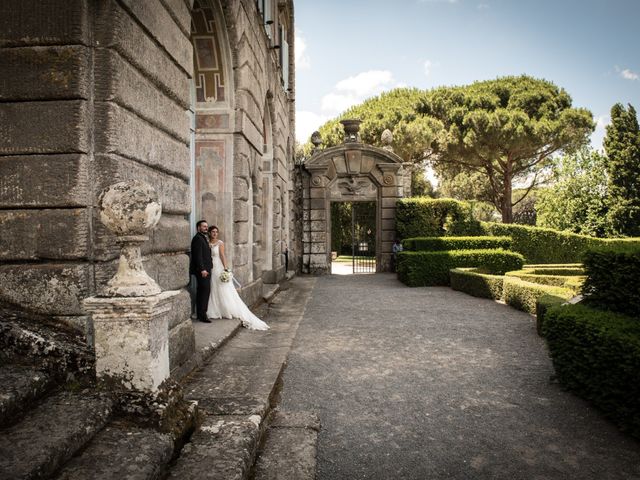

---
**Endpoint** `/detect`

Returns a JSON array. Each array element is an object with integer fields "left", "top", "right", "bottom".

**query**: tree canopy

[
  {"left": 603, "top": 103, "right": 640, "bottom": 236},
  {"left": 305, "top": 76, "right": 594, "bottom": 224}
]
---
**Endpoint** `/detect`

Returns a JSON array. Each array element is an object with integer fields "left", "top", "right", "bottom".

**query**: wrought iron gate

[{"left": 351, "top": 201, "right": 376, "bottom": 273}]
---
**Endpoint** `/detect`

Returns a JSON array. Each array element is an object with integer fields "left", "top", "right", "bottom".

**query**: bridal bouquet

[{"left": 219, "top": 269, "right": 232, "bottom": 283}]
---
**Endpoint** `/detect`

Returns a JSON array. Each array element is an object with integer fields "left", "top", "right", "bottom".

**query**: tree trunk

[{"left": 501, "top": 167, "right": 513, "bottom": 223}]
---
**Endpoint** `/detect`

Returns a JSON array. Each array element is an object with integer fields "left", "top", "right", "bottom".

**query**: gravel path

[{"left": 278, "top": 273, "right": 640, "bottom": 480}]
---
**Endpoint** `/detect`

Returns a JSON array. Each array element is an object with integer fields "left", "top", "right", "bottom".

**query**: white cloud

[
  {"left": 320, "top": 69, "right": 397, "bottom": 115},
  {"left": 621, "top": 68, "right": 639, "bottom": 81},
  {"left": 591, "top": 114, "right": 610, "bottom": 150},
  {"left": 423, "top": 60, "right": 433, "bottom": 77},
  {"left": 295, "top": 32, "right": 310, "bottom": 70},
  {"left": 295, "top": 111, "right": 329, "bottom": 143}
]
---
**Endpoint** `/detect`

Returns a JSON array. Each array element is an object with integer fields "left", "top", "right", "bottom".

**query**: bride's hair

[{"left": 208, "top": 225, "right": 220, "bottom": 240}]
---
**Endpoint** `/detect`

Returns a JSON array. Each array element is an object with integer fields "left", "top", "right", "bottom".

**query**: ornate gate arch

[{"left": 301, "top": 121, "right": 410, "bottom": 274}]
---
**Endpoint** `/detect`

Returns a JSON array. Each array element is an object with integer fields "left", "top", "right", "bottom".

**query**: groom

[{"left": 190, "top": 220, "right": 213, "bottom": 323}]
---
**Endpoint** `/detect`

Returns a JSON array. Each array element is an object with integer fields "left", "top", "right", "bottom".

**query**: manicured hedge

[
  {"left": 542, "top": 303, "right": 640, "bottom": 438},
  {"left": 582, "top": 247, "right": 640, "bottom": 317},
  {"left": 526, "top": 267, "right": 585, "bottom": 276},
  {"left": 450, "top": 268, "right": 504, "bottom": 300},
  {"left": 535, "top": 294, "right": 567, "bottom": 336},
  {"left": 403, "top": 236, "right": 512, "bottom": 252},
  {"left": 396, "top": 198, "right": 481, "bottom": 239},
  {"left": 480, "top": 222, "right": 640, "bottom": 264},
  {"left": 397, "top": 249, "right": 524, "bottom": 287},
  {"left": 502, "top": 277, "right": 573, "bottom": 315},
  {"left": 504, "top": 270, "right": 585, "bottom": 288}
]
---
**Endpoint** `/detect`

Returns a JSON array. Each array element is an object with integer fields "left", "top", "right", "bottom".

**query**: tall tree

[
  {"left": 536, "top": 147, "right": 610, "bottom": 237},
  {"left": 603, "top": 103, "right": 640, "bottom": 236},
  {"left": 418, "top": 76, "right": 594, "bottom": 223}
]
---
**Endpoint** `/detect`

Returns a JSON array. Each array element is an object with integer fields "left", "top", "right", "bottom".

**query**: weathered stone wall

[
  {"left": 0, "top": 0, "right": 296, "bottom": 369},
  {"left": 0, "top": 0, "right": 194, "bottom": 370}
]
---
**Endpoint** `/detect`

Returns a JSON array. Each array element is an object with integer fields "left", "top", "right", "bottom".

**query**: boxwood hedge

[
  {"left": 396, "top": 198, "right": 482, "bottom": 239},
  {"left": 502, "top": 277, "right": 573, "bottom": 315},
  {"left": 403, "top": 236, "right": 512, "bottom": 252},
  {"left": 542, "top": 303, "right": 640, "bottom": 438},
  {"left": 450, "top": 268, "right": 504, "bottom": 300},
  {"left": 582, "top": 247, "right": 640, "bottom": 317},
  {"left": 397, "top": 249, "right": 524, "bottom": 287},
  {"left": 504, "top": 270, "right": 585, "bottom": 288}
]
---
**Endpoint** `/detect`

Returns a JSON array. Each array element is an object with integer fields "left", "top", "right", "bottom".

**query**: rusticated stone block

[
  {"left": 234, "top": 199, "right": 249, "bottom": 222},
  {"left": 310, "top": 243, "right": 325, "bottom": 254},
  {"left": 95, "top": 49, "right": 189, "bottom": 143},
  {"left": 94, "top": 0, "right": 189, "bottom": 107},
  {"left": 95, "top": 102, "right": 189, "bottom": 180},
  {"left": 382, "top": 218, "right": 396, "bottom": 231},
  {"left": 381, "top": 208, "right": 395, "bottom": 219},
  {"left": 166, "top": 288, "right": 192, "bottom": 330},
  {"left": 118, "top": 0, "right": 192, "bottom": 74},
  {"left": 234, "top": 244, "right": 250, "bottom": 266},
  {"left": 381, "top": 197, "right": 398, "bottom": 209},
  {"left": 145, "top": 253, "right": 190, "bottom": 291},
  {"left": 169, "top": 315, "right": 195, "bottom": 372},
  {"left": 0, "top": 101, "right": 88, "bottom": 155},
  {"left": 0, "top": 154, "right": 89, "bottom": 208},
  {"left": 0, "top": 209, "right": 90, "bottom": 261},
  {"left": 310, "top": 220, "right": 325, "bottom": 232},
  {"left": 310, "top": 209, "right": 326, "bottom": 221},
  {"left": 310, "top": 232, "right": 326, "bottom": 243},
  {"left": 0, "top": 263, "right": 93, "bottom": 316},
  {"left": 236, "top": 111, "right": 264, "bottom": 154},
  {"left": 0, "top": 0, "right": 89, "bottom": 47},
  {"left": 0, "top": 46, "right": 90, "bottom": 101},
  {"left": 148, "top": 215, "right": 191, "bottom": 255},
  {"left": 234, "top": 221, "right": 249, "bottom": 244},
  {"left": 161, "top": 0, "right": 191, "bottom": 36},
  {"left": 94, "top": 154, "right": 190, "bottom": 215},
  {"left": 381, "top": 230, "right": 396, "bottom": 242},
  {"left": 234, "top": 177, "right": 249, "bottom": 201}
]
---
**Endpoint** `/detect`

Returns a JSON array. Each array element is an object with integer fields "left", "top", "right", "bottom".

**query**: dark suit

[{"left": 190, "top": 232, "right": 213, "bottom": 321}]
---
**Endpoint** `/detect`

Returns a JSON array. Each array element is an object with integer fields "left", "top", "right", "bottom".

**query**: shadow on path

[{"left": 278, "top": 274, "right": 640, "bottom": 480}]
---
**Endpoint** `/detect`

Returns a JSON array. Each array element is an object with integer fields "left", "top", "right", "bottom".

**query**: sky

[{"left": 294, "top": 0, "right": 640, "bottom": 150}]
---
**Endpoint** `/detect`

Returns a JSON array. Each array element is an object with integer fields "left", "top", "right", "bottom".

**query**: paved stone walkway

[{"left": 278, "top": 274, "right": 640, "bottom": 480}]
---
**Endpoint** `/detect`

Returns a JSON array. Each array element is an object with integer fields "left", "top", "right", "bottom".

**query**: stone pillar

[{"left": 83, "top": 181, "right": 176, "bottom": 392}]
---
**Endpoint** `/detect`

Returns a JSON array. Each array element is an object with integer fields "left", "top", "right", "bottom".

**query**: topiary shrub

[
  {"left": 581, "top": 247, "right": 640, "bottom": 317},
  {"left": 543, "top": 303, "right": 640, "bottom": 438},
  {"left": 505, "top": 270, "right": 585, "bottom": 288},
  {"left": 502, "top": 277, "right": 573, "bottom": 314},
  {"left": 535, "top": 294, "right": 568, "bottom": 336},
  {"left": 450, "top": 268, "right": 504, "bottom": 300},
  {"left": 403, "top": 236, "right": 512, "bottom": 252},
  {"left": 397, "top": 249, "right": 524, "bottom": 287},
  {"left": 480, "top": 222, "right": 640, "bottom": 263},
  {"left": 396, "top": 198, "right": 481, "bottom": 239}
]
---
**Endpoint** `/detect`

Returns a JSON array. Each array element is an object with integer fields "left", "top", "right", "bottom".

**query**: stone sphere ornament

[{"left": 98, "top": 181, "right": 162, "bottom": 297}]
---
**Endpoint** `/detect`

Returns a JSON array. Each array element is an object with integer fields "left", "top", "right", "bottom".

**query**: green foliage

[
  {"left": 403, "top": 236, "right": 512, "bottom": 252},
  {"left": 397, "top": 249, "right": 524, "bottom": 287},
  {"left": 504, "top": 269, "right": 585, "bottom": 288},
  {"left": 581, "top": 247, "right": 640, "bottom": 317},
  {"left": 502, "top": 277, "right": 573, "bottom": 314},
  {"left": 330, "top": 202, "right": 352, "bottom": 255},
  {"left": 604, "top": 103, "right": 640, "bottom": 237},
  {"left": 535, "top": 294, "right": 567, "bottom": 336},
  {"left": 450, "top": 268, "right": 504, "bottom": 300},
  {"left": 396, "top": 198, "right": 481, "bottom": 239},
  {"left": 480, "top": 222, "right": 640, "bottom": 263},
  {"left": 418, "top": 75, "right": 594, "bottom": 223},
  {"left": 542, "top": 304, "right": 640, "bottom": 438},
  {"left": 411, "top": 167, "right": 437, "bottom": 197},
  {"left": 536, "top": 147, "right": 610, "bottom": 237}
]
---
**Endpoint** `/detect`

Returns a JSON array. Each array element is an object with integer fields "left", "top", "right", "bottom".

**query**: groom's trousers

[{"left": 195, "top": 273, "right": 211, "bottom": 321}]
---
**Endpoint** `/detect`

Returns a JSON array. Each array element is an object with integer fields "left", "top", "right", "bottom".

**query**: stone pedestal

[{"left": 84, "top": 290, "right": 179, "bottom": 392}]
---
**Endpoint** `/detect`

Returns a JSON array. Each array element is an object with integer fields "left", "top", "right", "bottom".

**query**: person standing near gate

[
  {"left": 190, "top": 220, "right": 213, "bottom": 323},
  {"left": 392, "top": 238, "right": 403, "bottom": 272}
]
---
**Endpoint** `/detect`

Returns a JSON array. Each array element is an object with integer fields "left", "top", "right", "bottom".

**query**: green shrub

[
  {"left": 403, "top": 236, "right": 512, "bottom": 252},
  {"left": 450, "top": 268, "right": 504, "bottom": 300},
  {"left": 526, "top": 267, "right": 585, "bottom": 276},
  {"left": 480, "top": 222, "right": 640, "bottom": 263},
  {"left": 535, "top": 294, "right": 568, "bottom": 336},
  {"left": 504, "top": 270, "right": 585, "bottom": 289},
  {"left": 502, "top": 277, "right": 573, "bottom": 314},
  {"left": 396, "top": 198, "right": 482, "bottom": 239},
  {"left": 582, "top": 247, "right": 640, "bottom": 317},
  {"left": 543, "top": 304, "right": 640, "bottom": 438},
  {"left": 397, "top": 249, "right": 524, "bottom": 287}
]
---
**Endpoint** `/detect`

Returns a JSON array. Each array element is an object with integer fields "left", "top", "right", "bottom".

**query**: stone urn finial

[
  {"left": 310, "top": 131, "right": 322, "bottom": 152},
  {"left": 340, "top": 119, "right": 362, "bottom": 143},
  {"left": 381, "top": 129, "right": 394, "bottom": 151},
  {"left": 98, "top": 181, "right": 162, "bottom": 297}
]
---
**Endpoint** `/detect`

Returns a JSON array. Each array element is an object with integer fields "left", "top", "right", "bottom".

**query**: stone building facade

[{"left": 0, "top": 0, "right": 296, "bottom": 373}]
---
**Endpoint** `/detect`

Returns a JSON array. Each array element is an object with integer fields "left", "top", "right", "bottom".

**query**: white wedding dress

[{"left": 206, "top": 241, "right": 269, "bottom": 331}]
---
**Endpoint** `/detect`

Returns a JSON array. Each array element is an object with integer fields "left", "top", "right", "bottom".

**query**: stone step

[
  {"left": 0, "top": 390, "right": 114, "bottom": 480},
  {"left": 55, "top": 422, "right": 174, "bottom": 480},
  {"left": 0, "top": 363, "right": 55, "bottom": 428},
  {"left": 252, "top": 411, "right": 320, "bottom": 480},
  {"left": 167, "top": 415, "right": 262, "bottom": 480},
  {"left": 262, "top": 284, "right": 280, "bottom": 303}
]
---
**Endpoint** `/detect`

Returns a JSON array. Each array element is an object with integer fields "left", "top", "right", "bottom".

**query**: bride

[{"left": 206, "top": 225, "right": 269, "bottom": 331}]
